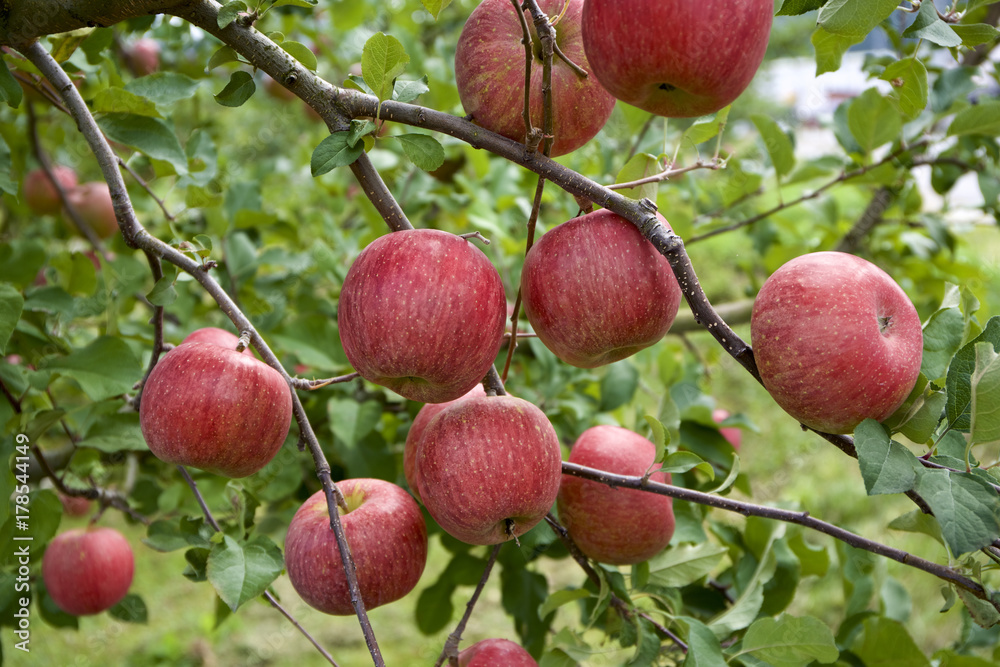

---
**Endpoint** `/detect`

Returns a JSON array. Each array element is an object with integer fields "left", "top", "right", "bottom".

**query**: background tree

[{"left": 1, "top": 0, "right": 1000, "bottom": 665}]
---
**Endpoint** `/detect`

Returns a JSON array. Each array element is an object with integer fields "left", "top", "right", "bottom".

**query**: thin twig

[{"left": 434, "top": 543, "right": 503, "bottom": 667}]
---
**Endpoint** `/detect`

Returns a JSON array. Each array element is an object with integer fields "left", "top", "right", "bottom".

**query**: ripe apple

[
  {"left": 42, "top": 526, "right": 134, "bottom": 615},
  {"left": 58, "top": 493, "right": 93, "bottom": 518},
  {"left": 713, "top": 409, "right": 742, "bottom": 451},
  {"left": 415, "top": 395, "right": 562, "bottom": 545},
  {"left": 338, "top": 229, "right": 506, "bottom": 404},
  {"left": 750, "top": 251, "right": 923, "bottom": 434},
  {"left": 129, "top": 38, "right": 160, "bottom": 76},
  {"left": 454, "top": 0, "right": 616, "bottom": 157},
  {"left": 24, "top": 166, "right": 77, "bottom": 215},
  {"left": 284, "top": 479, "right": 428, "bottom": 616},
  {"left": 459, "top": 638, "right": 538, "bottom": 666},
  {"left": 139, "top": 341, "right": 293, "bottom": 477},
  {"left": 65, "top": 182, "right": 119, "bottom": 239},
  {"left": 181, "top": 326, "right": 256, "bottom": 358},
  {"left": 403, "top": 383, "right": 487, "bottom": 504},
  {"left": 520, "top": 209, "right": 683, "bottom": 368},
  {"left": 558, "top": 425, "right": 674, "bottom": 565},
  {"left": 581, "top": 0, "right": 773, "bottom": 118}
]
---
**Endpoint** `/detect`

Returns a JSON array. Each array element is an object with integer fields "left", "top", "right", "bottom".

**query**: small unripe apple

[
  {"left": 416, "top": 395, "right": 562, "bottom": 545},
  {"left": 285, "top": 479, "right": 428, "bottom": 615},
  {"left": 42, "top": 527, "right": 134, "bottom": 615},
  {"left": 459, "top": 638, "right": 538, "bottom": 666},
  {"left": 521, "top": 209, "right": 682, "bottom": 368},
  {"left": 750, "top": 251, "right": 923, "bottom": 434},
  {"left": 58, "top": 493, "right": 93, "bottom": 518},
  {"left": 181, "top": 327, "right": 256, "bottom": 357},
  {"left": 558, "top": 425, "right": 674, "bottom": 564},
  {"left": 24, "top": 166, "right": 77, "bottom": 215},
  {"left": 129, "top": 38, "right": 160, "bottom": 76},
  {"left": 65, "top": 182, "right": 119, "bottom": 239},
  {"left": 139, "top": 342, "right": 293, "bottom": 478}
]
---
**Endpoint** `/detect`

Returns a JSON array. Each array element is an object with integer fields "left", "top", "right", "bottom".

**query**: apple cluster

[{"left": 23, "top": 166, "right": 120, "bottom": 239}]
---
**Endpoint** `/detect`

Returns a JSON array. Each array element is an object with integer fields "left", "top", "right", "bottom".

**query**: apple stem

[
  {"left": 236, "top": 330, "right": 251, "bottom": 353},
  {"left": 458, "top": 230, "right": 490, "bottom": 245}
]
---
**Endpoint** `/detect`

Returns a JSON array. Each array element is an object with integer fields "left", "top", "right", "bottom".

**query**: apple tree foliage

[{"left": 2, "top": 0, "right": 1000, "bottom": 665}]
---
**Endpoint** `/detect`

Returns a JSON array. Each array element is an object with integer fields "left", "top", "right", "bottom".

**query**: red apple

[
  {"left": 129, "top": 38, "right": 160, "bottom": 76},
  {"left": 24, "top": 166, "right": 77, "bottom": 215},
  {"left": 459, "top": 638, "right": 538, "bottom": 667},
  {"left": 750, "top": 251, "right": 923, "bottom": 434},
  {"left": 338, "top": 229, "right": 506, "bottom": 404},
  {"left": 520, "top": 209, "right": 682, "bottom": 368},
  {"left": 558, "top": 425, "right": 674, "bottom": 565},
  {"left": 58, "top": 493, "right": 93, "bottom": 518},
  {"left": 181, "top": 326, "right": 256, "bottom": 357},
  {"left": 713, "top": 409, "right": 742, "bottom": 451},
  {"left": 581, "top": 0, "right": 773, "bottom": 117},
  {"left": 139, "top": 341, "right": 293, "bottom": 477},
  {"left": 416, "top": 395, "right": 562, "bottom": 545},
  {"left": 42, "top": 527, "right": 134, "bottom": 615},
  {"left": 284, "top": 479, "right": 427, "bottom": 616},
  {"left": 65, "top": 182, "right": 119, "bottom": 239},
  {"left": 454, "top": 0, "right": 616, "bottom": 157},
  {"left": 403, "top": 383, "right": 487, "bottom": 504}
]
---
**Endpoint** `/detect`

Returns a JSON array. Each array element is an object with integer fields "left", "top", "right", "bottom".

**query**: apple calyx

[{"left": 339, "top": 488, "right": 367, "bottom": 515}]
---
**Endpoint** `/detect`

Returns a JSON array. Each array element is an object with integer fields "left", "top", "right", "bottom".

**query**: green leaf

[
  {"left": 680, "top": 616, "right": 728, "bottom": 667},
  {"left": 1, "top": 490, "right": 61, "bottom": 568},
  {"left": 880, "top": 58, "right": 928, "bottom": 120},
  {"left": 347, "top": 118, "right": 376, "bottom": 147},
  {"left": 92, "top": 87, "right": 160, "bottom": 117},
  {"left": 888, "top": 508, "right": 944, "bottom": 545},
  {"left": 78, "top": 412, "right": 148, "bottom": 453},
  {"left": 362, "top": 32, "right": 410, "bottom": 103},
  {"left": 41, "top": 336, "right": 141, "bottom": 401},
  {"left": 970, "top": 342, "right": 1000, "bottom": 446},
  {"left": 951, "top": 23, "right": 1000, "bottom": 48},
  {"left": 143, "top": 517, "right": 212, "bottom": 552},
  {"left": 208, "top": 45, "right": 241, "bottom": 70},
  {"left": 0, "top": 283, "right": 24, "bottom": 355},
  {"left": 207, "top": 534, "right": 284, "bottom": 611},
  {"left": 854, "top": 419, "right": 920, "bottom": 495},
  {"left": 751, "top": 114, "right": 795, "bottom": 178},
  {"left": 710, "top": 550, "right": 776, "bottom": 637},
  {"left": 647, "top": 542, "right": 728, "bottom": 588},
  {"left": 218, "top": 1, "right": 247, "bottom": 28},
  {"left": 394, "top": 76, "right": 430, "bottom": 103},
  {"left": 902, "top": 0, "right": 962, "bottom": 46},
  {"left": 500, "top": 560, "right": 551, "bottom": 656},
  {"left": 848, "top": 88, "right": 902, "bottom": 154},
  {"left": 681, "top": 107, "right": 730, "bottom": 146},
  {"left": 739, "top": 615, "right": 839, "bottom": 666},
  {"left": 627, "top": 616, "right": 661, "bottom": 667},
  {"left": 895, "top": 380, "right": 948, "bottom": 445},
  {"left": 777, "top": 0, "right": 826, "bottom": 15},
  {"left": 947, "top": 102, "right": 1000, "bottom": 137},
  {"left": 0, "top": 59, "right": 23, "bottom": 109},
  {"left": 615, "top": 152, "right": 660, "bottom": 202},
  {"left": 915, "top": 469, "right": 1000, "bottom": 555},
  {"left": 416, "top": 579, "right": 454, "bottom": 634},
  {"left": 109, "top": 594, "right": 148, "bottom": 624},
  {"left": 600, "top": 360, "right": 639, "bottom": 411},
  {"left": 955, "top": 587, "right": 1000, "bottom": 629},
  {"left": 328, "top": 398, "right": 382, "bottom": 448},
  {"left": 281, "top": 41, "right": 317, "bottom": 72},
  {"left": 947, "top": 317, "right": 1000, "bottom": 431},
  {"left": 311, "top": 131, "right": 364, "bottom": 175},
  {"left": 421, "top": 0, "right": 453, "bottom": 19},
  {"left": 147, "top": 262, "right": 178, "bottom": 306},
  {"left": 270, "top": 0, "right": 318, "bottom": 7},
  {"left": 851, "top": 617, "right": 930, "bottom": 667},
  {"left": 214, "top": 71, "right": 256, "bottom": 107},
  {"left": 97, "top": 113, "right": 188, "bottom": 173},
  {"left": 125, "top": 73, "right": 201, "bottom": 107},
  {"left": 394, "top": 133, "right": 445, "bottom": 171},
  {"left": 538, "top": 588, "right": 591, "bottom": 618},
  {"left": 659, "top": 451, "right": 715, "bottom": 479},
  {"left": 787, "top": 533, "right": 830, "bottom": 577},
  {"left": 922, "top": 293, "right": 966, "bottom": 381},
  {"left": 817, "top": 0, "right": 899, "bottom": 38},
  {"left": 931, "top": 67, "right": 977, "bottom": 114},
  {"left": 811, "top": 27, "right": 858, "bottom": 76},
  {"left": 644, "top": 415, "right": 668, "bottom": 463}
]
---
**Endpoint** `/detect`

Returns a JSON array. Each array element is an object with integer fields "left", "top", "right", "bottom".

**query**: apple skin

[
  {"left": 713, "top": 409, "right": 742, "bottom": 451},
  {"left": 581, "top": 0, "right": 773, "bottom": 118},
  {"left": 139, "top": 341, "right": 293, "bottom": 478},
  {"left": 129, "top": 38, "right": 160, "bottom": 76},
  {"left": 521, "top": 209, "right": 682, "bottom": 368},
  {"left": 181, "top": 326, "right": 256, "bottom": 358},
  {"left": 58, "top": 493, "right": 93, "bottom": 518},
  {"left": 338, "top": 229, "right": 506, "bottom": 404},
  {"left": 403, "top": 383, "right": 487, "bottom": 504},
  {"left": 459, "top": 638, "right": 538, "bottom": 667},
  {"left": 284, "top": 479, "right": 428, "bottom": 616},
  {"left": 24, "top": 166, "right": 77, "bottom": 215},
  {"left": 66, "top": 182, "right": 119, "bottom": 239},
  {"left": 42, "top": 527, "right": 134, "bottom": 615},
  {"left": 750, "top": 251, "right": 923, "bottom": 434},
  {"left": 415, "top": 395, "right": 562, "bottom": 545},
  {"left": 454, "top": 0, "right": 616, "bottom": 157},
  {"left": 558, "top": 425, "right": 674, "bottom": 565}
]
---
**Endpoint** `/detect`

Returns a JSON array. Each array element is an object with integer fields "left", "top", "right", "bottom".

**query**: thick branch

[{"left": 1, "top": 0, "right": 186, "bottom": 48}]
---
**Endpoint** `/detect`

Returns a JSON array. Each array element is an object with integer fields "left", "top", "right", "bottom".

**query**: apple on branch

[
  {"left": 181, "top": 326, "right": 256, "bottom": 357},
  {"left": 65, "top": 181, "right": 119, "bottom": 239},
  {"left": 454, "top": 0, "right": 616, "bottom": 157},
  {"left": 284, "top": 479, "right": 428, "bottom": 615},
  {"left": 459, "top": 638, "right": 538, "bottom": 666},
  {"left": 42, "top": 527, "right": 134, "bottom": 615},
  {"left": 521, "top": 209, "right": 682, "bottom": 368},
  {"left": 24, "top": 166, "right": 77, "bottom": 215},
  {"left": 750, "top": 251, "right": 923, "bottom": 434},
  {"left": 558, "top": 425, "right": 674, "bottom": 565},
  {"left": 713, "top": 409, "right": 742, "bottom": 451},
  {"left": 139, "top": 341, "right": 293, "bottom": 478},
  {"left": 338, "top": 229, "right": 506, "bottom": 404},
  {"left": 581, "top": 0, "right": 773, "bottom": 117},
  {"left": 415, "top": 395, "right": 562, "bottom": 545}
]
